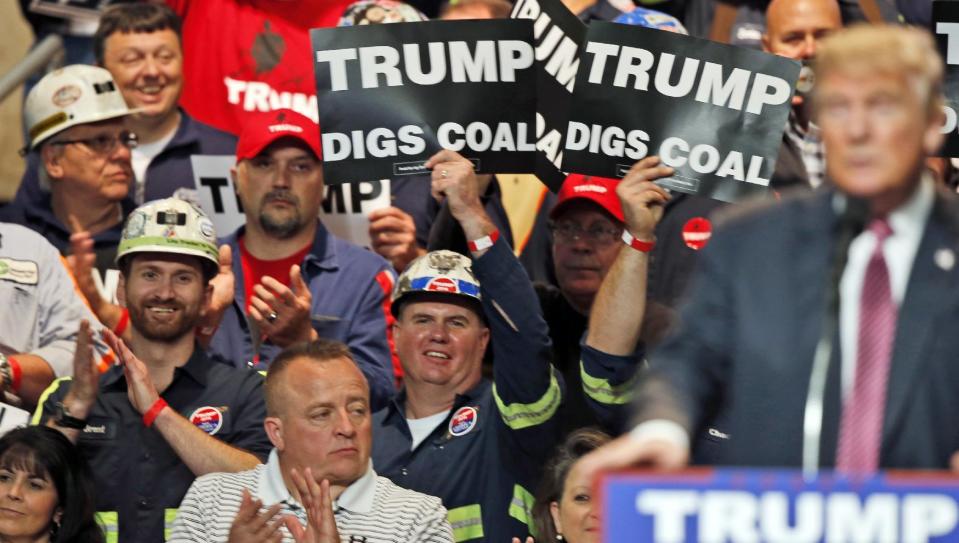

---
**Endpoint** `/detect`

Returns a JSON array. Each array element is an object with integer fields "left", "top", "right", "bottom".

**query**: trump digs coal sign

[
  {"left": 311, "top": 19, "right": 537, "bottom": 183},
  {"left": 563, "top": 22, "right": 799, "bottom": 203}
]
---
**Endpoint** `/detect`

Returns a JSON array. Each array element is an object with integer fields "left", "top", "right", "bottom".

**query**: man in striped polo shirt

[{"left": 169, "top": 339, "right": 453, "bottom": 542}]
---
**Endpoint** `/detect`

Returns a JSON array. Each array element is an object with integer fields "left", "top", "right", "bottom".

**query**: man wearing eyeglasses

[
  {"left": 1, "top": 64, "right": 137, "bottom": 296},
  {"left": 537, "top": 174, "right": 628, "bottom": 436},
  {"left": 539, "top": 174, "right": 723, "bottom": 436}
]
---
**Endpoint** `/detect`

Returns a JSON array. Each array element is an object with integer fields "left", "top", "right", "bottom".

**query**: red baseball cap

[
  {"left": 235, "top": 109, "right": 322, "bottom": 161},
  {"left": 550, "top": 174, "right": 624, "bottom": 223}
]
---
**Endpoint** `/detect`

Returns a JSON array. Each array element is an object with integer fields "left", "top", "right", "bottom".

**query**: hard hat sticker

[
  {"left": 426, "top": 276, "right": 460, "bottom": 293},
  {"left": 123, "top": 212, "right": 147, "bottom": 239},
  {"left": 52, "top": 85, "right": 82, "bottom": 108},
  {"left": 198, "top": 218, "right": 216, "bottom": 240}
]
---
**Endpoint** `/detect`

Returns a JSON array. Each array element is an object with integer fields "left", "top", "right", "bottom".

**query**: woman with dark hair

[
  {"left": 514, "top": 428, "right": 610, "bottom": 543},
  {"left": 0, "top": 426, "right": 103, "bottom": 543}
]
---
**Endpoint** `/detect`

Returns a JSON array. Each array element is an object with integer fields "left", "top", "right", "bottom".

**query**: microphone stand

[{"left": 802, "top": 196, "right": 868, "bottom": 480}]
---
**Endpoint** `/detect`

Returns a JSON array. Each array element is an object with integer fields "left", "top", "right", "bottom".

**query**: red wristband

[
  {"left": 142, "top": 398, "right": 168, "bottom": 427},
  {"left": 622, "top": 230, "right": 656, "bottom": 253},
  {"left": 113, "top": 308, "right": 130, "bottom": 336},
  {"left": 7, "top": 356, "right": 21, "bottom": 393},
  {"left": 467, "top": 229, "right": 499, "bottom": 252}
]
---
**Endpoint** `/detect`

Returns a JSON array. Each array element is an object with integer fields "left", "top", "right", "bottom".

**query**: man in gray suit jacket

[{"left": 577, "top": 24, "right": 959, "bottom": 475}]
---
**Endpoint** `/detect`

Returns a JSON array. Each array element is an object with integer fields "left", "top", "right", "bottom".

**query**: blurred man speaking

[{"left": 579, "top": 25, "right": 959, "bottom": 475}]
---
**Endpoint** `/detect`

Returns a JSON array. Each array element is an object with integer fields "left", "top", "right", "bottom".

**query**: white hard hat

[
  {"left": 391, "top": 250, "right": 482, "bottom": 316},
  {"left": 117, "top": 198, "right": 219, "bottom": 276},
  {"left": 24, "top": 64, "right": 136, "bottom": 150}
]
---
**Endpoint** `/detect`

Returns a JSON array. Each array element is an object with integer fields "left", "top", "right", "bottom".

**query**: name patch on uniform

[
  {"left": 78, "top": 418, "right": 117, "bottom": 441},
  {"left": 449, "top": 406, "right": 478, "bottom": 437},
  {"left": 189, "top": 406, "right": 223, "bottom": 435},
  {"left": 0, "top": 258, "right": 39, "bottom": 286}
]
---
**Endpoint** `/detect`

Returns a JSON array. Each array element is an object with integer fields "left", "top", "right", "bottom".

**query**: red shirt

[
  {"left": 167, "top": 0, "right": 353, "bottom": 134},
  {"left": 238, "top": 236, "right": 312, "bottom": 313}
]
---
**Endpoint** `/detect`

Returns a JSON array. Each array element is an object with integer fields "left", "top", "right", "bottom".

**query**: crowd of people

[{"left": 0, "top": 0, "right": 955, "bottom": 542}]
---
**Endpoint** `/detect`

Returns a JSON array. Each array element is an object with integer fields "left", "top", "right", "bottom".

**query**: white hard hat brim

[{"left": 30, "top": 106, "right": 145, "bottom": 150}]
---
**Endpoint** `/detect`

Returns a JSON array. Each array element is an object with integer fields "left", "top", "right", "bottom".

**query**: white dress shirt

[{"left": 838, "top": 176, "right": 933, "bottom": 397}]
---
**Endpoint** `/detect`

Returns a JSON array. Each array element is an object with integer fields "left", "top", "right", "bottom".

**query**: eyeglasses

[
  {"left": 548, "top": 221, "right": 622, "bottom": 245},
  {"left": 49, "top": 131, "right": 138, "bottom": 155}
]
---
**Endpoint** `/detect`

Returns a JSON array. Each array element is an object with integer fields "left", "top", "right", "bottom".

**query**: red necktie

[{"left": 836, "top": 218, "right": 896, "bottom": 474}]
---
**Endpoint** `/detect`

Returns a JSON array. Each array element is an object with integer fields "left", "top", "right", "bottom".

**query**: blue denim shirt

[{"left": 207, "top": 221, "right": 397, "bottom": 410}]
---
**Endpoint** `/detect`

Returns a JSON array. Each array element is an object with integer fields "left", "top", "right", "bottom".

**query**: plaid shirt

[{"left": 784, "top": 111, "right": 826, "bottom": 189}]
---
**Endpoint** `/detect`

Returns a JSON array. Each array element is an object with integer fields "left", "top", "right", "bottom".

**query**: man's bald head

[
  {"left": 264, "top": 339, "right": 363, "bottom": 417},
  {"left": 763, "top": 0, "right": 842, "bottom": 60}
]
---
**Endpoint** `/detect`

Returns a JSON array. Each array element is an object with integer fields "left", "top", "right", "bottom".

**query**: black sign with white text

[
  {"left": 311, "top": 20, "right": 537, "bottom": 183},
  {"left": 511, "top": 0, "right": 585, "bottom": 192},
  {"left": 563, "top": 22, "right": 799, "bottom": 203},
  {"left": 934, "top": 1, "right": 959, "bottom": 157}
]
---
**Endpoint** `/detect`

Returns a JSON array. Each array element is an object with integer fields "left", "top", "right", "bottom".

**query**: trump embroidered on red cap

[
  {"left": 550, "top": 174, "right": 625, "bottom": 222},
  {"left": 236, "top": 109, "right": 323, "bottom": 161}
]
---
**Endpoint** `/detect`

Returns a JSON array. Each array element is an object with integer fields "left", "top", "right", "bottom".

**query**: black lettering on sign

[
  {"left": 322, "top": 184, "right": 347, "bottom": 214},
  {"left": 322, "top": 181, "right": 385, "bottom": 214},
  {"left": 353, "top": 181, "right": 383, "bottom": 213},
  {"left": 200, "top": 178, "right": 230, "bottom": 213}
]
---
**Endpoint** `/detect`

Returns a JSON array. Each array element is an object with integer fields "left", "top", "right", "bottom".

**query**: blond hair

[{"left": 813, "top": 24, "right": 944, "bottom": 115}]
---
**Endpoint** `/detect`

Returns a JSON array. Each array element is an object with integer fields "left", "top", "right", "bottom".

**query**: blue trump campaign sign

[{"left": 600, "top": 469, "right": 959, "bottom": 542}]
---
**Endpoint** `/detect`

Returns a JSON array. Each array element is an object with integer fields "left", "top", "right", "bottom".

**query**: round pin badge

[
  {"left": 681, "top": 217, "right": 712, "bottom": 251},
  {"left": 449, "top": 406, "right": 478, "bottom": 437},
  {"left": 936, "top": 248, "right": 956, "bottom": 271},
  {"left": 188, "top": 406, "right": 223, "bottom": 435}
]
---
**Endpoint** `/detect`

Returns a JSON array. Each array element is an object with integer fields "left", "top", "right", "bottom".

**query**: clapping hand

[
  {"left": 248, "top": 265, "right": 317, "bottom": 348},
  {"left": 227, "top": 489, "right": 286, "bottom": 543},
  {"left": 101, "top": 328, "right": 160, "bottom": 416},
  {"left": 285, "top": 467, "right": 341, "bottom": 543}
]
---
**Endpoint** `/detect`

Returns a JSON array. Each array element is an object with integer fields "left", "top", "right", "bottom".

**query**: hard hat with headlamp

[
  {"left": 23, "top": 64, "right": 137, "bottom": 151},
  {"left": 116, "top": 198, "right": 219, "bottom": 279}
]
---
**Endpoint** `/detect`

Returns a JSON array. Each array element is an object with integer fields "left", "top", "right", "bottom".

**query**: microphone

[{"left": 802, "top": 196, "right": 869, "bottom": 479}]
